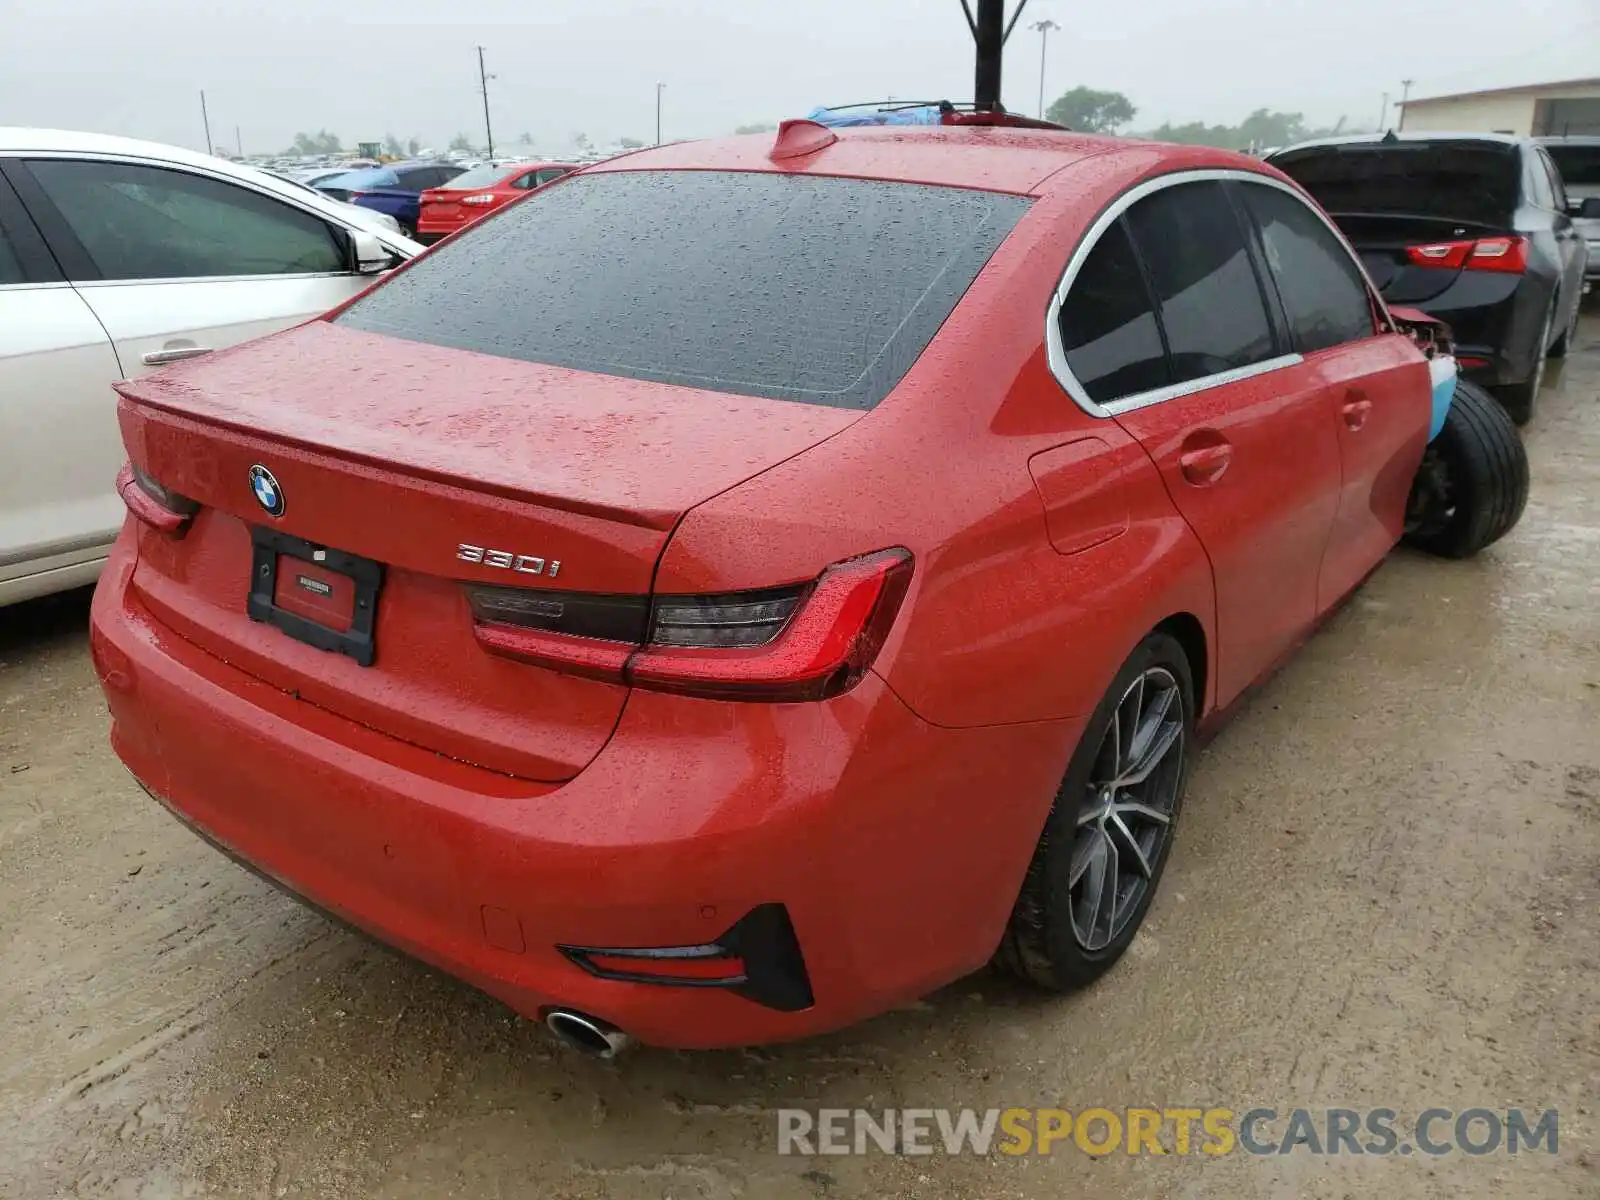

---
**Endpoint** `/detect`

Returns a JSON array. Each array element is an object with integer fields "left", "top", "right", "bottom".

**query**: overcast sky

[{"left": 3, "top": 0, "right": 1593, "bottom": 155}]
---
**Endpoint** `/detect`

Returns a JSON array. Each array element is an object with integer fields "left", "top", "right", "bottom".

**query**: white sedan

[{"left": 0, "top": 129, "right": 422, "bottom": 605}]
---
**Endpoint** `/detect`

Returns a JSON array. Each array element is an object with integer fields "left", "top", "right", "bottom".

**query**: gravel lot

[{"left": 2, "top": 317, "right": 1597, "bottom": 1199}]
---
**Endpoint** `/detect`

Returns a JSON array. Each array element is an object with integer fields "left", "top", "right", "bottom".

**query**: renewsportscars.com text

[{"left": 776, "top": 1106, "right": 1559, "bottom": 1157}]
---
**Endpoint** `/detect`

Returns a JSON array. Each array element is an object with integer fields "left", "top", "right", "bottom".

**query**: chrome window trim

[
  {"left": 1100, "top": 353, "right": 1305, "bottom": 415},
  {"left": 1045, "top": 167, "right": 1389, "bottom": 417}
]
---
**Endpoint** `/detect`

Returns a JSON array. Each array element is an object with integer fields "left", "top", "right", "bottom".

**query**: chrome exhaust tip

[{"left": 545, "top": 1009, "right": 633, "bottom": 1059}]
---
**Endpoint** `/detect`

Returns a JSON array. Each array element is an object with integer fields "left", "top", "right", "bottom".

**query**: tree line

[{"left": 1044, "top": 87, "right": 1357, "bottom": 149}]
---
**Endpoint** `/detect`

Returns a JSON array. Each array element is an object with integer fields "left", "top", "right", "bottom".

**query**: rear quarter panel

[{"left": 654, "top": 157, "right": 1218, "bottom": 728}]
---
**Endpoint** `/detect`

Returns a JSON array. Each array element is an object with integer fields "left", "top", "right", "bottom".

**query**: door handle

[
  {"left": 1341, "top": 390, "right": 1372, "bottom": 431},
  {"left": 142, "top": 346, "right": 213, "bottom": 366},
  {"left": 1178, "top": 442, "right": 1232, "bottom": 486}
]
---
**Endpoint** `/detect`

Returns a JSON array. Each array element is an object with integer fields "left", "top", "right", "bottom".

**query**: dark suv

[{"left": 1269, "top": 133, "right": 1588, "bottom": 424}]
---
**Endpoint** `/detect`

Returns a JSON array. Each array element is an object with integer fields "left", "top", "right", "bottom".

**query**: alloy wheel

[{"left": 1068, "top": 667, "right": 1185, "bottom": 952}]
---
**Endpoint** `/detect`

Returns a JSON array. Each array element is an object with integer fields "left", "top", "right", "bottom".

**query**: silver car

[
  {"left": 1541, "top": 135, "right": 1600, "bottom": 287},
  {"left": 0, "top": 129, "right": 421, "bottom": 605}
]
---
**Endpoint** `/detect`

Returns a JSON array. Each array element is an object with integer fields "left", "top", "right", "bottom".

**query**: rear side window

[
  {"left": 337, "top": 170, "right": 1030, "bottom": 409},
  {"left": 1272, "top": 143, "right": 1519, "bottom": 227},
  {"left": 1056, "top": 220, "right": 1169, "bottom": 403},
  {"left": 1123, "top": 180, "right": 1277, "bottom": 383},
  {"left": 1238, "top": 184, "right": 1374, "bottom": 353},
  {"left": 1545, "top": 143, "right": 1600, "bottom": 185},
  {"left": 26, "top": 159, "right": 344, "bottom": 281},
  {"left": 0, "top": 223, "right": 24, "bottom": 285}
]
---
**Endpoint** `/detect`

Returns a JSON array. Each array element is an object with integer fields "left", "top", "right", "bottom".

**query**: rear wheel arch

[{"left": 1153, "top": 612, "right": 1209, "bottom": 720}]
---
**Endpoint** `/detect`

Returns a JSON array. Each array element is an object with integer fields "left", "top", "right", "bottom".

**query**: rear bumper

[{"left": 89, "top": 531, "right": 1075, "bottom": 1048}]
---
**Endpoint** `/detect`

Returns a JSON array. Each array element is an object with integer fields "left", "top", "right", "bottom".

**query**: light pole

[
  {"left": 1398, "top": 78, "right": 1414, "bottom": 130},
  {"left": 655, "top": 82, "right": 665, "bottom": 146},
  {"left": 199, "top": 90, "right": 213, "bottom": 155},
  {"left": 1378, "top": 90, "right": 1390, "bottom": 131},
  {"left": 1031, "top": 19, "right": 1060, "bottom": 120},
  {"left": 476, "top": 46, "right": 496, "bottom": 160}
]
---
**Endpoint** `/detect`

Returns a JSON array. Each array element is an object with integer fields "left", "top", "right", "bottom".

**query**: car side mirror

[
  {"left": 1578, "top": 197, "right": 1600, "bottom": 219},
  {"left": 349, "top": 229, "right": 399, "bottom": 275}
]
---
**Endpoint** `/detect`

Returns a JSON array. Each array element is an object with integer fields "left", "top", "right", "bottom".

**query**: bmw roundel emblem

[{"left": 248, "top": 464, "right": 285, "bottom": 517}]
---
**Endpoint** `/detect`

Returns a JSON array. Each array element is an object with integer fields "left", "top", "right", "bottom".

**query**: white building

[{"left": 1399, "top": 77, "right": 1600, "bottom": 137}]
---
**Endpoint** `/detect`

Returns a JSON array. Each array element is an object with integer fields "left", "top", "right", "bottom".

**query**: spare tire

[{"left": 1403, "top": 379, "right": 1529, "bottom": 558}]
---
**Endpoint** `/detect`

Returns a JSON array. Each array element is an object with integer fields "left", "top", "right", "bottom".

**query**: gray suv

[{"left": 1541, "top": 136, "right": 1600, "bottom": 288}]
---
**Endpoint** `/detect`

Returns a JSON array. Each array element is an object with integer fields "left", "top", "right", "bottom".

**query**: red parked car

[
  {"left": 415, "top": 160, "right": 577, "bottom": 244},
  {"left": 91, "top": 123, "right": 1520, "bottom": 1054}
]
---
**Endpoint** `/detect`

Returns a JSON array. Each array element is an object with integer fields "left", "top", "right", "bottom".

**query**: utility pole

[
  {"left": 199, "top": 90, "right": 213, "bottom": 155},
  {"left": 1032, "top": 19, "right": 1060, "bottom": 120},
  {"left": 655, "top": 82, "right": 665, "bottom": 145},
  {"left": 235, "top": 125, "right": 243, "bottom": 158},
  {"left": 1398, "top": 78, "right": 1414, "bottom": 131},
  {"left": 476, "top": 46, "right": 496, "bottom": 160},
  {"left": 1378, "top": 90, "right": 1390, "bottom": 131}
]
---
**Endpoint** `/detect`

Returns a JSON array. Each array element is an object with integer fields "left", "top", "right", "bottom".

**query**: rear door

[
  {"left": 6, "top": 155, "right": 373, "bottom": 380},
  {"left": 0, "top": 169, "right": 125, "bottom": 590},
  {"left": 1071, "top": 177, "right": 1342, "bottom": 708},
  {"left": 1235, "top": 179, "right": 1430, "bottom": 609}
]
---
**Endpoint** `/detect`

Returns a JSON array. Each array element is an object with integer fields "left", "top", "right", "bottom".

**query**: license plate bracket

[{"left": 247, "top": 527, "right": 383, "bottom": 666}]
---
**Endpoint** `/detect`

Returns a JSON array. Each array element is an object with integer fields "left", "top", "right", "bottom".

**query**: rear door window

[
  {"left": 1237, "top": 183, "right": 1375, "bottom": 352},
  {"left": 1056, "top": 219, "right": 1169, "bottom": 404},
  {"left": 336, "top": 170, "right": 1030, "bottom": 409},
  {"left": 1123, "top": 180, "right": 1278, "bottom": 383},
  {"left": 25, "top": 159, "right": 345, "bottom": 281}
]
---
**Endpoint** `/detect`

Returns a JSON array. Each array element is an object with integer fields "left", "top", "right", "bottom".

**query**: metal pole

[
  {"left": 477, "top": 46, "right": 495, "bottom": 160},
  {"left": 1378, "top": 91, "right": 1389, "bottom": 131},
  {"left": 1398, "top": 79, "right": 1413, "bottom": 131},
  {"left": 235, "top": 125, "right": 243, "bottom": 157},
  {"left": 655, "top": 82, "right": 664, "bottom": 145},
  {"left": 200, "top": 90, "right": 212, "bottom": 155},
  {"left": 1032, "top": 19, "right": 1060, "bottom": 119},
  {"left": 973, "top": 0, "right": 1005, "bottom": 110}
]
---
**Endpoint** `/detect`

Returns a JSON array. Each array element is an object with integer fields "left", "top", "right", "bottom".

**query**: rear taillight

[
  {"left": 116, "top": 462, "right": 198, "bottom": 535},
  {"left": 347, "top": 191, "right": 368, "bottom": 202},
  {"left": 461, "top": 193, "right": 496, "bottom": 206},
  {"left": 467, "top": 548, "right": 913, "bottom": 702},
  {"left": 1405, "top": 235, "right": 1528, "bottom": 274}
]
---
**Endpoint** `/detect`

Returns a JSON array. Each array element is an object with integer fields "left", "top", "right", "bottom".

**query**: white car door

[
  {"left": 11, "top": 155, "right": 378, "bottom": 384},
  {"left": 0, "top": 175, "right": 124, "bottom": 605}
]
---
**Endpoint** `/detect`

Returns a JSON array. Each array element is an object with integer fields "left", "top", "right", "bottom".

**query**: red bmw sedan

[
  {"left": 415, "top": 160, "right": 577, "bottom": 244},
  {"left": 93, "top": 123, "right": 1447, "bottom": 1051}
]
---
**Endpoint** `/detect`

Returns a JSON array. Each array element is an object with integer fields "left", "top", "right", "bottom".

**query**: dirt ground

[{"left": 3, "top": 319, "right": 1598, "bottom": 1200}]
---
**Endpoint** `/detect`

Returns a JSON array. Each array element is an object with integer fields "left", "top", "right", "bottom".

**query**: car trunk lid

[
  {"left": 115, "top": 321, "right": 860, "bottom": 782},
  {"left": 1271, "top": 140, "right": 1521, "bottom": 303}
]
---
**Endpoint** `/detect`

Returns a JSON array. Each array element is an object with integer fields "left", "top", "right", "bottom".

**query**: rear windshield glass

[
  {"left": 440, "top": 164, "right": 514, "bottom": 190},
  {"left": 322, "top": 167, "right": 396, "bottom": 190},
  {"left": 335, "top": 170, "right": 1030, "bottom": 409},
  {"left": 1271, "top": 143, "right": 1519, "bottom": 226},
  {"left": 1545, "top": 144, "right": 1600, "bottom": 186}
]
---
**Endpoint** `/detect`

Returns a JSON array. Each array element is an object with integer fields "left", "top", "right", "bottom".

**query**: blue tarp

[{"left": 805, "top": 105, "right": 944, "bottom": 128}]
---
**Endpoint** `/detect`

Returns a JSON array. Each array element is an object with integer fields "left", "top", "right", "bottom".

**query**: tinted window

[
  {"left": 1545, "top": 143, "right": 1600, "bottom": 185},
  {"left": 28, "top": 160, "right": 344, "bottom": 281},
  {"left": 396, "top": 167, "right": 438, "bottom": 190},
  {"left": 1057, "top": 220, "right": 1169, "bottom": 403},
  {"left": 1124, "top": 181, "right": 1277, "bottom": 382},
  {"left": 1524, "top": 151, "right": 1554, "bottom": 209},
  {"left": 1537, "top": 152, "right": 1568, "bottom": 211},
  {"left": 533, "top": 167, "right": 570, "bottom": 186},
  {"left": 1239, "top": 184, "right": 1373, "bottom": 353},
  {"left": 1271, "top": 142, "right": 1519, "bottom": 227},
  {"left": 0, "top": 223, "right": 24, "bottom": 284},
  {"left": 338, "top": 170, "right": 1029, "bottom": 410}
]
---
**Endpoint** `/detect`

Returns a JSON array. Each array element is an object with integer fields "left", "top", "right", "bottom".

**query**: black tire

[
  {"left": 1492, "top": 301, "right": 1554, "bottom": 425},
  {"left": 994, "top": 632, "right": 1194, "bottom": 991},
  {"left": 1403, "top": 379, "right": 1529, "bottom": 559},
  {"left": 1549, "top": 291, "right": 1581, "bottom": 359}
]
